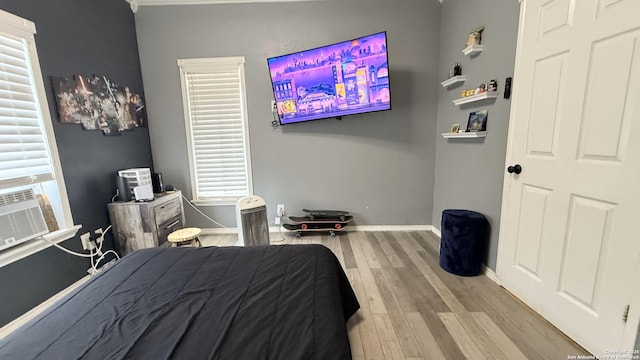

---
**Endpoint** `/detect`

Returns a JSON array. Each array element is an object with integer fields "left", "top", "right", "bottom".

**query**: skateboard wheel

[
  {"left": 335, "top": 223, "right": 342, "bottom": 230},
  {"left": 301, "top": 224, "right": 308, "bottom": 230}
]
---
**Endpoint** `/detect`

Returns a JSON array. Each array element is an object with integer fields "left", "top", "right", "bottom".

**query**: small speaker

[
  {"left": 116, "top": 175, "right": 131, "bottom": 202},
  {"left": 165, "top": 184, "right": 175, "bottom": 192},
  {"left": 152, "top": 172, "right": 164, "bottom": 193}
]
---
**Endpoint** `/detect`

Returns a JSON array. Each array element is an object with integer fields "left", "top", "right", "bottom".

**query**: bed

[{"left": 0, "top": 244, "right": 360, "bottom": 359}]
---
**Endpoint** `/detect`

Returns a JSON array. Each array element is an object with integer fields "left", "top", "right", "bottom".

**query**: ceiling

[{"left": 126, "top": 0, "right": 326, "bottom": 12}]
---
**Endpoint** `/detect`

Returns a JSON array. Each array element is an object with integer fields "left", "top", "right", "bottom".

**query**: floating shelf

[
  {"left": 441, "top": 131, "right": 487, "bottom": 139},
  {"left": 453, "top": 91, "right": 498, "bottom": 106},
  {"left": 440, "top": 75, "right": 466, "bottom": 88},
  {"left": 462, "top": 45, "right": 483, "bottom": 56}
]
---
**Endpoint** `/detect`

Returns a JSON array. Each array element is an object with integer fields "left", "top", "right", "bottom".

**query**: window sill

[
  {"left": 0, "top": 225, "right": 82, "bottom": 268},
  {"left": 190, "top": 199, "right": 237, "bottom": 207}
]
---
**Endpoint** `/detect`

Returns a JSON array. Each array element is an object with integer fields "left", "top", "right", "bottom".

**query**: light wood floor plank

[
  {"left": 405, "top": 312, "right": 447, "bottom": 360},
  {"left": 374, "top": 232, "right": 404, "bottom": 268},
  {"left": 371, "top": 269, "right": 422, "bottom": 358},
  {"left": 438, "top": 312, "right": 488, "bottom": 360},
  {"left": 349, "top": 232, "right": 387, "bottom": 314},
  {"left": 346, "top": 268, "right": 386, "bottom": 360},
  {"left": 347, "top": 313, "right": 366, "bottom": 359},
  {"left": 340, "top": 235, "right": 358, "bottom": 269},
  {"left": 414, "top": 231, "right": 589, "bottom": 359},
  {"left": 361, "top": 233, "right": 382, "bottom": 269},
  {"left": 472, "top": 312, "right": 529, "bottom": 360},
  {"left": 373, "top": 313, "right": 404, "bottom": 360},
  {"left": 322, "top": 234, "right": 346, "bottom": 270}
]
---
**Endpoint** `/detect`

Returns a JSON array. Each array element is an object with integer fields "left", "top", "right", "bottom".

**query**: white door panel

[{"left": 497, "top": 0, "right": 640, "bottom": 355}]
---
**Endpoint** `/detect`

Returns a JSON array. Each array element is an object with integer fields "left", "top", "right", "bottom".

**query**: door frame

[{"left": 494, "top": 0, "right": 640, "bottom": 351}]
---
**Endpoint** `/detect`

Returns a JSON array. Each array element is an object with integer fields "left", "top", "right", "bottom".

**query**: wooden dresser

[{"left": 107, "top": 190, "right": 185, "bottom": 255}]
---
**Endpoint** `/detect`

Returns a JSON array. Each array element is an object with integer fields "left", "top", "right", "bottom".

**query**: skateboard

[
  {"left": 302, "top": 209, "right": 350, "bottom": 221},
  {"left": 283, "top": 215, "right": 353, "bottom": 238}
]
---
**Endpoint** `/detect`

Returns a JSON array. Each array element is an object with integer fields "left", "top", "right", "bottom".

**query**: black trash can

[{"left": 439, "top": 209, "right": 489, "bottom": 276}]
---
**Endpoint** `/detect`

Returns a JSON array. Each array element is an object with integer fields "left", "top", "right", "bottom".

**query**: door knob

[{"left": 507, "top": 164, "right": 522, "bottom": 174}]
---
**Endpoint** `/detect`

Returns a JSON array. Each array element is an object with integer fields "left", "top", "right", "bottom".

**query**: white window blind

[
  {"left": 178, "top": 57, "right": 252, "bottom": 203},
  {"left": 0, "top": 9, "right": 76, "bottom": 265},
  {"left": 0, "top": 32, "right": 53, "bottom": 188}
]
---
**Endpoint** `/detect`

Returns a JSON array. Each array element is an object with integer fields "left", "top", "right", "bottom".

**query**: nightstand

[{"left": 107, "top": 190, "right": 185, "bottom": 256}]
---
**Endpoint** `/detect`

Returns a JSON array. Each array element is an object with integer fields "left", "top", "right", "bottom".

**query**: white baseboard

[
  {"left": 482, "top": 266, "right": 501, "bottom": 285},
  {"left": 200, "top": 225, "right": 434, "bottom": 235},
  {"left": 349, "top": 225, "right": 433, "bottom": 232},
  {"left": 431, "top": 226, "right": 441, "bottom": 238}
]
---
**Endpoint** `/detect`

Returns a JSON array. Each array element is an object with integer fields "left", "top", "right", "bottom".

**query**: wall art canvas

[{"left": 51, "top": 75, "right": 147, "bottom": 135}]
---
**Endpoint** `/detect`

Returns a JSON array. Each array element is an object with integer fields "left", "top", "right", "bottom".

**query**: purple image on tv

[{"left": 267, "top": 31, "right": 391, "bottom": 125}]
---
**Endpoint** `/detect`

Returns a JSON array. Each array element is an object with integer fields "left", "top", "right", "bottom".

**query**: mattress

[{"left": 0, "top": 245, "right": 360, "bottom": 359}]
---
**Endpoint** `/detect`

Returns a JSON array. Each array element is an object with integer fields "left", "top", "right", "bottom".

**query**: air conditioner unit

[
  {"left": 0, "top": 189, "right": 49, "bottom": 251},
  {"left": 235, "top": 196, "right": 269, "bottom": 246}
]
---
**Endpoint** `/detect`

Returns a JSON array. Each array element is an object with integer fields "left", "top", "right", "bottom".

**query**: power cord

[
  {"left": 91, "top": 250, "right": 120, "bottom": 274},
  {"left": 268, "top": 220, "right": 285, "bottom": 243},
  {"left": 111, "top": 190, "right": 119, "bottom": 202},
  {"left": 270, "top": 102, "right": 280, "bottom": 128},
  {"left": 179, "top": 192, "right": 228, "bottom": 228},
  {"left": 46, "top": 225, "right": 114, "bottom": 276}
]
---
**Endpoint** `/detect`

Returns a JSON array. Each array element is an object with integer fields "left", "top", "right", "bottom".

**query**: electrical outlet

[
  {"left": 271, "top": 100, "right": 276, "bottom": 111},
  {"left": 80, "top": 232, "right": 94, "bottom": 251},
  {"left": 277, "top": 204, "right": 285, "bottom": 217},
  {"left": 275, "top": 216, "right": 281, "bottom": 225}
]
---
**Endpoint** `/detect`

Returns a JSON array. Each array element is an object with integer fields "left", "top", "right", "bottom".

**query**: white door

[{"left": 497, "top": 0, "right": 640, "bottom": 355}]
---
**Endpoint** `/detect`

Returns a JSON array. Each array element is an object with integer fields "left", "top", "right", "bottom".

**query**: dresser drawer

[
  {"left": 154, "top": 198, "right": 182, "bottom": 226},
  {"left": 157, "top": 216, "right": 183, "bottom": 247}
]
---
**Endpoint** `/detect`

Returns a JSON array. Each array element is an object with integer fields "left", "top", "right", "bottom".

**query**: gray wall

[
  {"left": 0, "top": 1, "right": 152, "bottom": 326},
  {"left": 135, "top": 0, "right": 441, "bottom": 228},
  {"left": 432, "top": 0, "right": 520, "bottom": 270}
]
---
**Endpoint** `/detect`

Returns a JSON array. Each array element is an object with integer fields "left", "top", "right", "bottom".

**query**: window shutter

[
  {"left": 0, "top": 33, "right": 53, "bottom": 188},
  {"left": 180, "top": 58, "right": 250, "bottom": 201}
]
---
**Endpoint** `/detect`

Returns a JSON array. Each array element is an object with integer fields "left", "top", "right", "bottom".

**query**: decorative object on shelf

[
  {"left": 467, "top": 110, "right": 488, "bottom": 132},
  {"left": 488, "top": 79, "right": 498, "bottom": 92},
  {"left": 450, "top": 123, "right": 460, "bottom": 133},
  {"left": 466, "top": 26, "right": 485, "bottom": 48},
  {"left": 51, "top": 74, "right": 147, "bottom": 136},
  {"left": 461, "top": 89, "right": 477, "bottom": 97},
  {"left": 474, "top": 83, "right": 487, "bottom": 95},
  {"left": 454, "top": 62, "right": 462, "bottom": 76}
]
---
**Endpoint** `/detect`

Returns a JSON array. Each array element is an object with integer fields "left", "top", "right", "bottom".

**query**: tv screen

[{"left": 267, "top": 31, "right": 391, "bottom": 125}]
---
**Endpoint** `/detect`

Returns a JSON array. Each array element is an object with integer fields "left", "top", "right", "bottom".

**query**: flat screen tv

[{"left": 267, "top": 31, "right": 391, "bottom": 125}]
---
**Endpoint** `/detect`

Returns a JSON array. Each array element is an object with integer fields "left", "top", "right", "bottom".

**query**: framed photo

[
  {"left": 466, "top": 110, "right": 488, "bottom": 132},
  {"left": 450, "top": 123, "right": 460, "bottom": 133}
]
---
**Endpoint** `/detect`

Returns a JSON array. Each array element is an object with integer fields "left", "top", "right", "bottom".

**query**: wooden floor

[{"left": 202, "top": 230, "right": 589, "bottom": 360}]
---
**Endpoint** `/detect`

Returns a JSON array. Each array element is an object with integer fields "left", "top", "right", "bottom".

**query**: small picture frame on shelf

[
  {"left": 450, "top": 123, "right": 460, "bottom": 133},
  {"left": 466, "top": 26, "right": 485, "bottom": 47},
  {"left": 466, "top": 110, "right": 488, "bottom": 132}
]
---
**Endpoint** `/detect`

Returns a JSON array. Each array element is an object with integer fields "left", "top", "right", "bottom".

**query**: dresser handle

[{"left": 164, "top": 220, "right": 180, "bottom": 229}]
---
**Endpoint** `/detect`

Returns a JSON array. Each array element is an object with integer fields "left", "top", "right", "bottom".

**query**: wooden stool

[{"left": 167, "top": 227, "right": 202, "bottom": 248}]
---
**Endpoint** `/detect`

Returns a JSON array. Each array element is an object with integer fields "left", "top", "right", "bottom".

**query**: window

[
  {"left": 0, "top": 9, "right": 77, "bottom": 265},
  {"left": 178, "top": 57, "right": 252, "bottom": 205}
]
